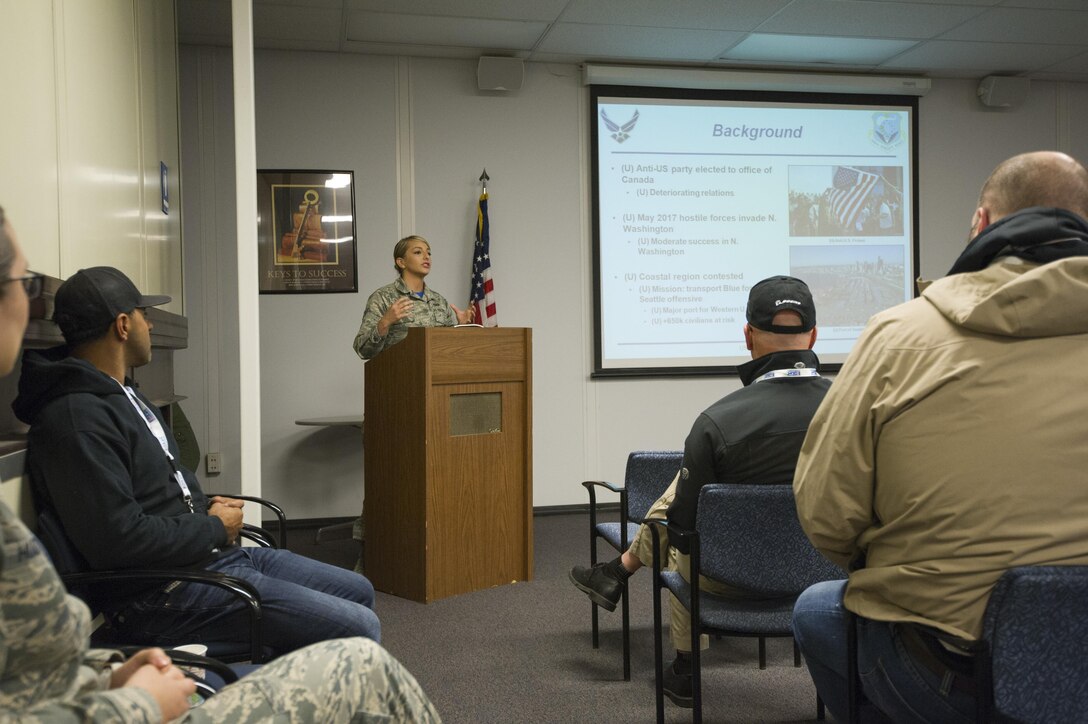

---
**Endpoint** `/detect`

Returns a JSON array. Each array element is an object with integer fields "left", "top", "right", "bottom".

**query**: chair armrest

[
  {"left": 647, "top": 518, "right": 705, "bottom": 656},
  {"left": 61, "top": 569, "right": 265, "bottom": 663},
  {"left": 193, "top": 679, "right": 217, "bottom": 699},
  {"left": 644, "top": 517, "right": 695, "bottom": 545},
  {"left": 906, "top": 622, "right": 988, "bottom": 657},
  {"left": 239, "top": 524, "right": 276, "bottom": 548},
  {"left": 581, "top": 479, "right": 625, "bottom": 495},
  {"left": 208, "top": 494, "right": 287, "bottom": 549},
  {"left": 581, "top": 480, "right": 628, "bottom": 545},
  {"left": 646, "top": 518, "right": 699, "bottom": 574},
  {"left": 116, "top": 646, "right": 241, "bottom": 685}
]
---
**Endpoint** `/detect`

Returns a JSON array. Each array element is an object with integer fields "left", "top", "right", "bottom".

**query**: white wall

[
  {"left": 177, "top": 46, "right": 1088, "bottom": 519},
  {"left": 0, "top": 0, "right": 182, "bottom": 307}
]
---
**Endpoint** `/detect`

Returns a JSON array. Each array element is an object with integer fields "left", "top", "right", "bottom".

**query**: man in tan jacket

[{"left": 791, "top": 151, "right": 1088, "bottom": 723}]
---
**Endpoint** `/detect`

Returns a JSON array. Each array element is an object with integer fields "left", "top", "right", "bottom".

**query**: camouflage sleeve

[
  {"left": 0, "top": 679, "right": 160, "bottom": 723},
  {"left": 354, "top": 284, "right": 405, "bottom": 360},
  {"left": 185, "top": 637, "right": 440, "bottom": 723}
]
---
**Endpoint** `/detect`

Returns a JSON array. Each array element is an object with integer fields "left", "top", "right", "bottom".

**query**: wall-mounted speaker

[
  {"left": 477, "top": 56, "right": 524, "bottom": 92},
  {"left": 977, "top": 76, "right": 1030, "bottom": 108}
]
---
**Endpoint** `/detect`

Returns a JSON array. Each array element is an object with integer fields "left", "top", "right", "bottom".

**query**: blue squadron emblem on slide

[
  {"left": 601, "top": 109, "right": 640, "bottom": 143},
  {"left": 871, "top": 113, "right": 902, "bottom": 149}
]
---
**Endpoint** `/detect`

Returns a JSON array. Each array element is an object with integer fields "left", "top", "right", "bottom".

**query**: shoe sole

[
  {"left": 567, "top": 569, "right": 619, "bottom": 612},
  {"left": 663, "top": 687, "right": 694, "bottom": 709}
]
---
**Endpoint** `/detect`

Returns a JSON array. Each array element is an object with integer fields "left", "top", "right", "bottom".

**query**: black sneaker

[
  {"left": 568, "top": 563, "right": 623, "bottom": 612},
  {"left": 662, "top": 656, "right": 694, "bottom": 708}
]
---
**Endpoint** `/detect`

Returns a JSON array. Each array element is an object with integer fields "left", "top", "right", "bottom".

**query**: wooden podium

[{"left": 363, "top": 327, "right": 533, "bottom": 602}]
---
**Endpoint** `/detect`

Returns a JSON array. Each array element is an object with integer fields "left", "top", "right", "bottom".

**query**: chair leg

[
  {"left": 794, "top": 638, "right": 802, "bottom": 667},
  {"left": 817, "top": 694, "right": 825, "bottom": 721},
  {"left": 759, "top": 636, "right": 767, "bottom": 669},
  {"left": 653, "top": 578, "right": 665, "bottom": 723},
  {"left": 621, "top": 577, "right": 631, "bottom": 681},
  {"left": 590, "top": 538, "right": 600, "bottom": 649},
  {"left": 692, "top": 641, "right": 703, "bottom": 724},
  {"left": 847, "top": 611, "right": 860, "bottom": 724}
]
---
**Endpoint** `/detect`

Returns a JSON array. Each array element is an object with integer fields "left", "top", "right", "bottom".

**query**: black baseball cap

[
  {"left": 53, "top": 267, "right": 171, "bottom": 345},
  {"left": 746, "top": 276, "right": 816, "bottom": 333}
]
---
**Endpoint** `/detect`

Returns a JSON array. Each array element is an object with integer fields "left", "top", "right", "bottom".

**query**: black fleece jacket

[
  {"left": 666, "top": 349, "right": 831, "bottom": 552},
  {"left": 13, "top": 347, "right": 227, "bottom": 572}
]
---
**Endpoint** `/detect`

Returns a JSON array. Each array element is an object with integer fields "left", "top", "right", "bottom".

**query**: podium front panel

[{"left": 427, "top": 380, "right": 530, "bottom": 599}]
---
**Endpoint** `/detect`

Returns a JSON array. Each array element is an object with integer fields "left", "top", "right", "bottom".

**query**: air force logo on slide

[
  {"left": 601, "top": 109, "right": 640, "bottom": 143},
  {"left": 871, "top": 113, "right": 902, "bottom": 149}
]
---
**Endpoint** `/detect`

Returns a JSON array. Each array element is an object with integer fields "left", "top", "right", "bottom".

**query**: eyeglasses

[{"left": 7, "top": 273, "right": 44, "bottom": 301}]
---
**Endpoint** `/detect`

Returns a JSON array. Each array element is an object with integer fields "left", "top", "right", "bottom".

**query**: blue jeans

[
  {"left": 114, "top": 547, "right": 380, "bottom": 656},
  {"left": 792, "top": 580, "right": 976, "bottom": 723}
]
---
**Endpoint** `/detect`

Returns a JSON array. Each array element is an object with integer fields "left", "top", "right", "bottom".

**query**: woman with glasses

[{"left": 0, "top": 206, "right": 441, "bottom": 723}]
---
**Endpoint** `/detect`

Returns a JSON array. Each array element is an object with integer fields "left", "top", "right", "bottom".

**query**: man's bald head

[{"left": 978, "top": 151, "right": 1088, "bottom": 223}]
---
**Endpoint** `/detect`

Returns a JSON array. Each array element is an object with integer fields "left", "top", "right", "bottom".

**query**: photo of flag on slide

[
  {"left": 828, "top": 166, "right": 880, "bottom": 230},
  {"left": 788, "top": 165, "right": 903, "bottom": 237}
]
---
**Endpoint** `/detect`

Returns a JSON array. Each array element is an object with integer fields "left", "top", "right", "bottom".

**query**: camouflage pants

[
  {"left": 182, "top": 638, "right": 441, "bottom": 723},
  {"left": 627, "top": 475, "right": 767, "bottom": 653},
  {"left": 627, "top": 471, "right": 680, "bottom": 569}
]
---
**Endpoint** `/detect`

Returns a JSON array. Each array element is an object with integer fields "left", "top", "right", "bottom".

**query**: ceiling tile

[
  {"left": 860, "top": 0, "right": 998, "bottom": 5},
  {"left": 344, "top": 0, "right": 568, "bottom": 22},
  {"left": 346, "top": 11, "right": 546, "bottom": 49},
  {"left": 254, "top": 0, "right": 343, "bottom": 7},
  {"left": 559, "top": 0, "right": 792, "bottom": 31},
  {"left": 723, "top": 34, "right": 918, "bottom": 65},
  {"left": 340, "top": 40, "right": 488, "bottom": 59},
  {"left": 1035, "top": 48, "right": 1088, "bottom": 73},
  {"left": 758, "top": 0, "right": 987, "bottom": 39},
  {"left": 257, "top": 38, "right": 342, "bottom": 52},
  {"left": 173, "top": 0, "right": 1088, "bottom": 82},
  {"left": 539, "top": 23, "right": 744, "bottom": 61},
  {"left": 997, "top": 0, "right": 1088, "bottom": 9},
  {"left": 254, "top": 6, "right": 342, "bottom": 41},
  {"left": 939, "top": 7, "right": 1088, "bottom": 45},
  {"left": 880, "top": 39, "right": 1084, "bottom": 72}
]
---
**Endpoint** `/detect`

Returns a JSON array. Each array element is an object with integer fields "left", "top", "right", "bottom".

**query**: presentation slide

[{"left": 592, "top": 87, "right": 917, "bottom": 375}]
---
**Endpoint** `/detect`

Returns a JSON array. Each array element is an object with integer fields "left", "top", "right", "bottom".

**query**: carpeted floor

[{"left": 291, "top": 512, "right": 827, "bottom": 724}]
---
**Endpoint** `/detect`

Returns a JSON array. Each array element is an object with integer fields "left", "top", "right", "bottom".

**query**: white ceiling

[{"left": 178, "top": 0, "right": 1088, "bottom": 83}]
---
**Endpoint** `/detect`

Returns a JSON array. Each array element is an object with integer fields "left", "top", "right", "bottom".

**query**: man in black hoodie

[{"left": 14, "top": 266, "right": 380, "bottom": 656}]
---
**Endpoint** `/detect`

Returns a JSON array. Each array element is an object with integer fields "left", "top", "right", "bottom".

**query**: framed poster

[{"left": 257, "top": 170, "right": 358, "bottom": 293}]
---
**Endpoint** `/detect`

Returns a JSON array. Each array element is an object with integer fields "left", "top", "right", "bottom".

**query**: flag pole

[{"left": 471, "top": 169, "right": 497, "bottom": 327}]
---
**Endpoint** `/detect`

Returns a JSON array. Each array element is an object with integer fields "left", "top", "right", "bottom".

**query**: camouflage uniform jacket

[
  {"left": 353, "top": 278, "right": 456, "bottom": 360},
  {"left": 0, "top": 500, "right": 442, "bottom": 722},
  {"left": 0, "top": 501, "right": 161, "bottom": 722}
]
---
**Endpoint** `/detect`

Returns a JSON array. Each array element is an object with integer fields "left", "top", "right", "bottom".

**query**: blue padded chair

[
  {"left": 846, "top": 565, "right": 1088, "bottom": 723},
  {"left": 649, "top": 484, "right": 846, "bottom": 724},
  {"left": 581, "top": 450, "right": 682, "bottom": 680}
]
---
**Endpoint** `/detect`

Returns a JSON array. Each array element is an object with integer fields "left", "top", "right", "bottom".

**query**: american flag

[
  {"left": 470, "top": 190, "right": 497, "bottom": 326},
  {"left": 828, "top": 166, "right": 880, "bottom": 230}
]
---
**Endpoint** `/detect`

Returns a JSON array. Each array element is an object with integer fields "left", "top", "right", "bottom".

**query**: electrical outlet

[{"left": 206, "top": 452, "right": 221, "bottom": 475}]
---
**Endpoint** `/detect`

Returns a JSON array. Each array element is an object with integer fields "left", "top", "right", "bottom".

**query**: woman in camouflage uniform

[
  {"left": 0, "top": 207, "right": 441, "bottom": 722},
  {"left": 353, "top": 235, "right": 474, "bottom": 360}
]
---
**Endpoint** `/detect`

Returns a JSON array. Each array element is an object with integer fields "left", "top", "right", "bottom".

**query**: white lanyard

[
  {"left": 753, "top": 367, "right": 821, "bottom": 383},
  {"left": 118, "top": 382, "right": 194, "bottom": 513}
]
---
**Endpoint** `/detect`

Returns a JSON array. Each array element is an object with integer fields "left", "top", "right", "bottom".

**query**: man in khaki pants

[{"left": 570, "top": 275, "right": 831, "bottom": 707}]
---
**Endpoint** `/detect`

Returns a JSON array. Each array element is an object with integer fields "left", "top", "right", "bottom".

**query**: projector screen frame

[{"left": 590, "top": 83, "right": 920, "bottom": 378}]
